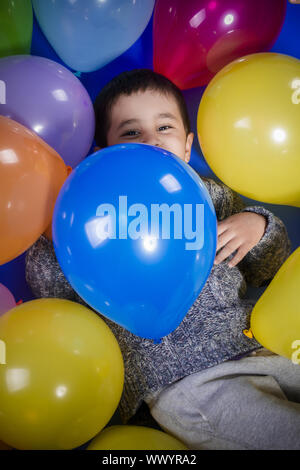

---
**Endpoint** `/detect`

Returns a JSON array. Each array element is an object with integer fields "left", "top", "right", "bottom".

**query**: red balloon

[{"left": 153, "top": 0, "right": 287, "bottom": 89}]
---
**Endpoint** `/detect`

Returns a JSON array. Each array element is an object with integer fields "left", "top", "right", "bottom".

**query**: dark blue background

[{"left": 1, "top": 1, "right": 300, "bottom": 449}]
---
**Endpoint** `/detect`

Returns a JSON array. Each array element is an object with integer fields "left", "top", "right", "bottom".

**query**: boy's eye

[{"left": 122, "top": 130, "right": 140, "bottom": 137}]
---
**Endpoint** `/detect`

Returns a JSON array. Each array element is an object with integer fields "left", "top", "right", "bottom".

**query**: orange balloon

[
  {"left": 0, "top": 116, "right": 68, "bottom": 265},
  {"left": 43, "top": 165, "right": 73, "bottom": 241}
]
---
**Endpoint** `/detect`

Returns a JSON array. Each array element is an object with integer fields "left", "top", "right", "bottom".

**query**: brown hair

[{"left": 94, "top": 69, "right": 191, "bottom": 148}]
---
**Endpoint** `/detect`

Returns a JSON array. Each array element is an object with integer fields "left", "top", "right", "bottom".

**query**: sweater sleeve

[
  {"left": 237, "top": 205, "right": 291, "bottom": 287},
  {"left": 202, "top": 177, "right": 292, "bottom": 287},
  {"left": 202, "top": 177, "right": 245, "bottom": 220},
  {"left": 25, "top": 235, "right": 77, "bottom": 300}
]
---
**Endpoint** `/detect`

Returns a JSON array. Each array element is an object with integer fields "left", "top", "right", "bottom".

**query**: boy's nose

[{"left": 142, "top": 134, "right": 161, "bottom": 147}]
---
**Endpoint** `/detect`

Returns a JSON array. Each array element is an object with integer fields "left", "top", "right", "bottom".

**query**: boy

[{"left": 26, "top": 69, "right": 300, "bottom": 450}]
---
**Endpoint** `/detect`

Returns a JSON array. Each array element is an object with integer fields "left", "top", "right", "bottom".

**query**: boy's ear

[{"left": 184, "top": 132, "right": 194, "bottom": 163}]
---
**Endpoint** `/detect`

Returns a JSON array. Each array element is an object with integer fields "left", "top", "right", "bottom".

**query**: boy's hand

[{"left": 214, "top": 212, "right": 267, "bottom": 267}]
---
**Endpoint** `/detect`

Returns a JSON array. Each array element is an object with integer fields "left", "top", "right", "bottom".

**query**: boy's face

[{"left": 105, "top": 89, "right": 194, "bottom": 163}]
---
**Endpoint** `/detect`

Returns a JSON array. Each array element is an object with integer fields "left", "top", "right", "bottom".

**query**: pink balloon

[
  {"left": 0, "top": 283, "right": 16, "bottom": 317},
  {"left": 153, "top": 0, "right": 287, "bottom": 89}
]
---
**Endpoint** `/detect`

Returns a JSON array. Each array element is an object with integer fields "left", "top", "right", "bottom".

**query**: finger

[
  {"left": 214, "top": 240, "right": 241, "bottom": 265},
  {"left": 217, "top": 229, "right": 234, "bottom": 252},
  {"left": 217, "top": 220, "right": 229, "bottom": 237},
  {"left": 228, "top": 246, "right": 249, "bottom": 267}
]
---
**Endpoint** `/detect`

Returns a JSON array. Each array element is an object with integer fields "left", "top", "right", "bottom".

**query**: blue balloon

[
  {"left": 78, "top": 14, "right": 154, "bottom": 103},
  {"left": 30, "top": 15, "right": 64, "bottom": 68},
  {"left": 32, "top": 0, "right": 155, "bottom": 73},
  {"left": 52, "top": 144, "right": 217, "bottom": 341},
  {"left": 30, "top": 7, "right": 154, "bottom": 103}
]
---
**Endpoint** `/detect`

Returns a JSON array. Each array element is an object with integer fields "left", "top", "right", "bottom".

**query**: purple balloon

[
  {"left": 0, "top": 283, "right": 16, "bottom": 317},
  {"left": 0, "top": 55, "right": 95, "bottom": 167}
]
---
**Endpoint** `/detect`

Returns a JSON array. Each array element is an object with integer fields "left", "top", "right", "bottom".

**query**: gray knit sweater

[{"left": 25, "top": 177, "right": 291, "bottom": 423}]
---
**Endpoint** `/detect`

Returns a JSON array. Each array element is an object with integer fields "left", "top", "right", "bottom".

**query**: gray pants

[{"left": 146, "top": 352, "right": 300, "bottom": 450}]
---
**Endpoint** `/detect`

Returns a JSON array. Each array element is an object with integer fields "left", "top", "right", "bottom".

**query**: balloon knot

[{"left": 243, "top": 328, "right": 254, "bottom": 339}]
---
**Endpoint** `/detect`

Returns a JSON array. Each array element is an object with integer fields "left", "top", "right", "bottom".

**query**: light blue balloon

[
  {"left": 32, "top": 0, "right": 155, "bottom": 72},
  {"left": 52, "top": 144, "right": 217, "bottom": 342}
]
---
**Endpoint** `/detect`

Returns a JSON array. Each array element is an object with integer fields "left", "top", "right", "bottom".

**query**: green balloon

[{"left": 0, "top": 0, "right": 33, "bottom": 59}]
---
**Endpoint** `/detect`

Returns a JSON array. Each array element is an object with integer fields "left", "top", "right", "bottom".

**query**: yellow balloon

[
  {"left": 197, "top": 53, "right": 300, "bottom": 207},
  {"left": 0, "top": 440, "right": 12, "bottom": 450},
  {"left": 0, "top": 299, "right": 124, "bottom": 450},
  {"left": 250, "top": 247, "right": 300, "bottom": 362},
  {"left": 87, "top": 425, "right": 188, "bottom": 450}
]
